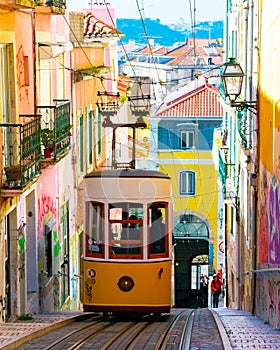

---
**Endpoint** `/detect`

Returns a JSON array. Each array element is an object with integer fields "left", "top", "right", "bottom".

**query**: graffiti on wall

[
  {"left": 268, "top": 175, "right": 280, "bottom": 265},
  {"left": 259, "top": 170, "right": 269, "bottom": 263},
  {"left": 257, "top": 150, "right": 280, "bottom": 328},
  {"left": 17, "top": 221, "right": 26, "bottom": 255},
  {"left": 53, "top": 230, "right": 61, "bottom": 258},
  {"left": 256, "top": 274, "right": 280, "bottom": 329},
  {"left": 16, "top": 45, "right": 29, "bottom": 102},
  {"left": 38, "top": 195, "right": 56, "bottom": 230},
  {"left": 259, "top": 169, "right": 280, "bottom": 265}
]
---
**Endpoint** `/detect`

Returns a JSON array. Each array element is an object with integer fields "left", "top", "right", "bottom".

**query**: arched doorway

[{"left": 174, "top": 214, "right": 211, "bottom": 308}]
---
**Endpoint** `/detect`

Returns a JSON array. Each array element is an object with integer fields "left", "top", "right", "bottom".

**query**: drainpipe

[
  {"left": 31, "top": 11, "right": 37, "bottom": 114},
  {"left": 248, "top": 0, "right": 255, "bottom": 149},
  {"left": 248, "top": 0, "right": 258, "bottom": 314},
  {"left": 243, "top": 1, "right": 249, "bottom": 148}
]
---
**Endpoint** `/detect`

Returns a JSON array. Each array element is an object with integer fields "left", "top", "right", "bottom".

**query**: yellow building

[
  {"left": 256, "top": 1, "right": 280, "bottom": 328},
  {"left": 150, "top": 77, "right": 223, "bottom": 307}
]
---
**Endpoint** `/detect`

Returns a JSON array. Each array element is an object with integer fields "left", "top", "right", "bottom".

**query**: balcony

[
  {"left": 34, "top": 0, "right": 66, "bottom": 15},
  {"left": 36, "top": 100, "right": 71, "bottom": 165},
  {"left": 1, "top": 115, "right": 41, "bottom": 196},
  {"left": 0, "top": 0, "right": 35, "bottom": 9}
]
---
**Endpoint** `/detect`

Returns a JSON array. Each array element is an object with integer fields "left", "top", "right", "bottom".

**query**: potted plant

[{"left": 41, "top": 128, "right": 55, "bottom": 158}]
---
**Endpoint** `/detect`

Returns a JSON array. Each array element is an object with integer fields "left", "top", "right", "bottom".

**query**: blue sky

[{"left": 69, "top": 0, "right": 225, "bottom": 23}]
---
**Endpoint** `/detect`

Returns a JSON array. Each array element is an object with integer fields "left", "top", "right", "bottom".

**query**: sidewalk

[
  {"left": 0, "top": 311, "right": 88, "bottom": 350},
  {"left": 212, "top": 308, "right": 280, "bottom": 349}
]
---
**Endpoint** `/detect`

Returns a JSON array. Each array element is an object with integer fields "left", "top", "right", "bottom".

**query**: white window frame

[
  {"left": 179, "top": 170, "right": 196, "bottom": 196},
  {"left": 180, "top": 130, "right": 195, "bottom": 149}
]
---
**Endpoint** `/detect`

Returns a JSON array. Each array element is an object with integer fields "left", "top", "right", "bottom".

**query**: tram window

[
  {"left": 86, "top": 202, "right": 103, "bottom": 257},
  {"left": 109, "top": 203, "right": 143, "bottom": 258},
  {"left": 148, "top": 203, "right": 168, "bottom": 257}
]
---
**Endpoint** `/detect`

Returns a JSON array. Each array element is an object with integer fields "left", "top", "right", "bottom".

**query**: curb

[
  {"left": 209, "top": 308, "right": 232, "bottom": 350},
  {"left": 0, "top": 313, "right": 93, "bottom": 350}
]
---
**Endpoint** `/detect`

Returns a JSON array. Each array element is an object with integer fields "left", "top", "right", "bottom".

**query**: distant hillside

[{"left": 116, "top": 18, "right": 223, "bottom": 46}]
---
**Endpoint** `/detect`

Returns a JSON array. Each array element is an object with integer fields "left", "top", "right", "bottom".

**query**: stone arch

[{"left": 173, "top": 209, "right": 214, "bottom": 241}]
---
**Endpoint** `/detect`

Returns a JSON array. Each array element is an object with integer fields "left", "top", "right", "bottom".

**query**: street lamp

[{"left": 221, "top": 58, "right": 257, "bottom": 113}]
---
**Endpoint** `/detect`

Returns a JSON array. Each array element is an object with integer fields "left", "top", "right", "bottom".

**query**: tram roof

[{"left": 84, "top": 168, "right": 170, "bottom": 179}]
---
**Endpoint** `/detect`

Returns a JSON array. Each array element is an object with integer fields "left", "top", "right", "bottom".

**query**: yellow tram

[{"left": 82, "top": 168, "right": 174, "bottom": 317}]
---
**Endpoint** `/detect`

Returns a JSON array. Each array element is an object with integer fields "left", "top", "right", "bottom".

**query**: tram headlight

[{"left": 117, "top": 276, "right": 135, "bottom": 292}]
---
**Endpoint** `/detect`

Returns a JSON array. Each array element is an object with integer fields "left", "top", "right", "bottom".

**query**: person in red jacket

[
  {"left": 217, "top": 263, "right": 224, "bottom": 282},
  {"left": 211, "top": 274, "right": 224, "bottom": 308}
]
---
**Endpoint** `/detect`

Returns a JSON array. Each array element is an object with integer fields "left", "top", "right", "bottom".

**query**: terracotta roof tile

[
  {"left": 83, "top": 12, "right": 122, "bottom": 39},
  {"left": 117, "top": 74, "right": 131, "bottom": 95},
  {"left": 154, "top": 77, "right": 223, "bottom": 117}
]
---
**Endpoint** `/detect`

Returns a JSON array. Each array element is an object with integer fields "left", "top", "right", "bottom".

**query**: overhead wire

[
  {"left": 102, "top": 0, "right": 166, "bottom": 158},
  {"left": 58, "top": 4, "right": 222, "bottom": 92},
  {"left": 134, "top": 0, "right": 165, "bottom": 99},
  {"left": 62, "top": 14, "right": 107, "bottom": 91},
  {"left": 59, "top": 2, "right": 222, "bottom": 232},
  {"left": 102, "top": 0, "right": 150, "bottom": 106}
]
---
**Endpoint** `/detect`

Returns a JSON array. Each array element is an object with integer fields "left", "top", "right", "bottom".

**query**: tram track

[
  {"left": 44, "top": 318, "right": 111, "bottom": 350},
  {"left": 17, "top": 308, "right": 225, "bottom": 350},
  {"left": 84, "top": 309, "right": 195, "bottom": 350}
]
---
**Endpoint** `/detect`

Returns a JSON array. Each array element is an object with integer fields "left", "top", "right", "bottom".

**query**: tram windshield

[
  {"left": 109, "top": 202, "right": 143, "bottom": 258},
  {"left": 85, "top": 201, "right": 169, "bottom": 259}
]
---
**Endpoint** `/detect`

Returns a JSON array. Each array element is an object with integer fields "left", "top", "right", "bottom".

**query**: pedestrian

[
  {"left": 217, "top": 263, "right": 224, "bottom": 283},
  {"left": 200, "top": 274, "right": 209, "bottom": 307},
  {"left": 211, "top": 274, "right": 223, "bottom": 308}
]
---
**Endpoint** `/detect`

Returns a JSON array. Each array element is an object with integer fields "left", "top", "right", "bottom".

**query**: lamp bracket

[{"left": 230, "top": 101, "right": 257, "bottom": 114}]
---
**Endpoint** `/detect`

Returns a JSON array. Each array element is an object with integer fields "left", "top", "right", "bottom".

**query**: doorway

[{"left": 174, "top": 239, "right": 209, "bottom": 308}]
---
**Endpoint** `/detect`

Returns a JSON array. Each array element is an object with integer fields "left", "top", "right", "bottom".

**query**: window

[
  {"left": 180, "top": 171, "right": 195, "bottom": 195},
  {"left": 148, "top": 202, "right": 168, "bottom": 257},
  {"left": 191, "top": 265, "right": 200, "bottom": 289},
  {"left": 174, "top": 214, "right": 208, "bottom": 238},
  {"left": 45, "top": 226, "right": 52, "bottom": 277},
  {"left": 79, "top": 114, "right": 84, "bottom": 172},
  {"left": 86, "top": 202, "right": 104, "bottom": 257},
  {"left": 87, "top": 110, "right": 93, "bottom": 165},
  {"left": 0, "top": 44, "right": 14, "bottom": 123},
  {"left": 109, "top": 202, "right": 143, "bottom": 259},
  {"left": 180, "top": 130, "right": 194, "bottom": 149},
  {"left": 43, "top": 216, "right": 56, "bottom": 278},
  {"left": 96, "top": 109, "right": 102, "bottom": 158}
]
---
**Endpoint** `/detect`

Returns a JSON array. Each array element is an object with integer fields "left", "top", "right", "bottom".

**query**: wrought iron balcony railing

[
  {"left": 1, "top": 115, "right": 42, "bottom": 191},
  {"left": 0, "top": 0, "right": 35, "bottom": 9},
  {"left": 35, "top": 0, "right": 66, "bottom": 14},
  {"left": 37, "top": 100, "right": 71, "bottom": 162}
]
